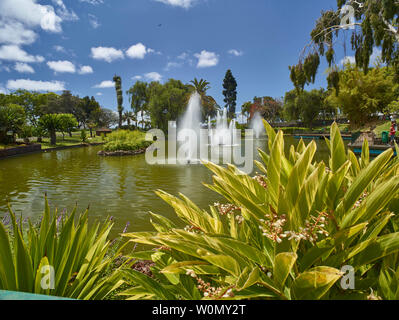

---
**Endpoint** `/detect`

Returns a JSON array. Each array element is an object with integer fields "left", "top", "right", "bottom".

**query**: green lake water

[{"left": 0, "top": 137, "right": 334, "bottom": 238}]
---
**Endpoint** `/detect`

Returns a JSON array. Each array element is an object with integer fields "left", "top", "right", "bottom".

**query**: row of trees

[
  {"left": 113, "top": 70, "right": 238, "bottom": 131},
  {"left": 240, "top": 62, "right": 399, "bottom": 129},
  {"left": 241, "top": 96, "right": 284, "bottom": 124},
  {"left": 283, "top": 63, "right": 399, "bottom": 128},
  {"left": 285, "top": 0, "right": 399, "bottom": 127},
  {"left": 0, "top": 90, "right": 118, "bottom": 145}
]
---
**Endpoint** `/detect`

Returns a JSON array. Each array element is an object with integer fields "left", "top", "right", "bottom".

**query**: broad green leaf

[
  {"left": 291, "top": 267, "right": 342, "bottom": 300},
  {"left": 273, "top": 252, "right": 297, "bottom": 290}
]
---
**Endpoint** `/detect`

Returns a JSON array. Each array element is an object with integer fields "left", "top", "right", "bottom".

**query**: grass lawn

[
  {"left": 0, "top": 143, "right": 21, "bottom": 150},
  {"left": 373, "top": 121, "right": 396, "bottom": 137},
  {"left": 13, "top": 131, "right": 104, "bottom": 150}
]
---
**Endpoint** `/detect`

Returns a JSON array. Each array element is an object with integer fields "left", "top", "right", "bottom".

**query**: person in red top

[{"left": 390, "top": 121, "right": 396, "bottom": 145}]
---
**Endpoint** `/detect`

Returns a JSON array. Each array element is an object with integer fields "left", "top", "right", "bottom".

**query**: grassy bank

[{"left": 40, "top": 132, "right": 103, "bottom": 150}]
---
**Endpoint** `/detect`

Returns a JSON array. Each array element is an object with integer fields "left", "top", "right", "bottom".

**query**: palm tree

[
  {"left": 188, "top": 78, "right": 218, "bottom": 120},
  {"left": 123, "top": 111, "right": 135, "bottom": 128},
  {"left": 189, "top": 78, "right": 210, "bottom": 96},
  {"left": 113, "top": 75, "right": 124, "bottom": 128}
]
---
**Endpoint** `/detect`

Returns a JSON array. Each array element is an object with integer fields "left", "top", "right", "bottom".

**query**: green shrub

[
  {"left": 0, "top": 197, "right": 128, "bottom": 300},
  {"left": 103, "top": 130, "right": 150, "bottom": 152},
  {"left": 121, "top": 122, "right": 399, "bottom": 300},
  {"left": 80, "top": 129, "right": 87, "bottom": 142}
]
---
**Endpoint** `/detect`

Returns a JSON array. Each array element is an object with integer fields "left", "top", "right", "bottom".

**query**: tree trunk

[
  {"left": 50, "top": 130, "right": 57, "bottom": 145},
  {"left": 89, "top": 128, "right": 93, "bottom": 138}
]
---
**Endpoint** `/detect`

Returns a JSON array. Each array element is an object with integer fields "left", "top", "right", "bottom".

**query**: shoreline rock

[{"left": 97, "top": 148, "right": 147, "bottom": 156}]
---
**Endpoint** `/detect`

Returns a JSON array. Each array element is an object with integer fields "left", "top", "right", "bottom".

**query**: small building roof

[{"left": 96, "top": 128, "right": 112, "bottom": 132}]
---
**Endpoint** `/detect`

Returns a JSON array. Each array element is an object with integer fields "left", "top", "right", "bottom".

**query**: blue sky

[{"left": 0, "top": 0, "right": 359, "bottom": 114}]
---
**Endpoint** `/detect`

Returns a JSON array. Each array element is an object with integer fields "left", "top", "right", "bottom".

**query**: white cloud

[
  {"left": 7, "top": 79, "right": 65, "bottom": 91},
  {"left": 126, "top": 43, "right": 149, "bottom": 59},
  {"left": 0, "top": 21, "right": 37, "bottom": 45},
  {"left": 91, "top": 46, "right": 124, "bottom": 62},
  {"left": 96, "top": 92, "right": 103, "bottom": 96},
  {"left": 194, "top": 50, "right": 219, "bottom": 68},
  {"left": 0, "top": 0, "right": 63, "bottom": 33},
  {"left": 340, "top": 48, "right": 383, "bottom": 66},
  {"left": 78, "top": 65, "right": 93, "bottom": 74},
  {"left": 340, "top": 56, "right": 356, "bottom": 65},
  {"left": 47, "top": 60, "right": 76, "bottom": 73},
  {"left": 14, "top": 62, "right": 34, "bottom": 73},
  {"left": 0, "top": 84, "right": 7, "bottom": 94},
  {"left": 177, "top": 52, "right": 189, "bottom": 60},
  {"left": 155, "top": 0, "right": 196, "bottom": 9},
  {"left": 52, "top": 0, "right": 78, "bottom": 21},
  {"left": 144, "top": 72, "right": 162, "bottom": 82},
  {"left": 228, "top": 49, "right": 243, "bottom": 57},
  {"left": 88, "top": 14, "right": 100, "bottom": 29},
  {"left": 80, "top": 0, "right": 104, "bottom": 5},
  {"left": 132, "top": 75, "right": 142, "bottom": 80},
  {"left": 53, "top": 45, "right": 65, "bottom": 53},
  {"left": 165, "top": 61, "right": 182, "bottom": 71},
  {"left": 93, "top": 80, "right": 114, "bottom": 88},
  {"left": 0, "top": 45, "right": 44, "bottom": 63}
]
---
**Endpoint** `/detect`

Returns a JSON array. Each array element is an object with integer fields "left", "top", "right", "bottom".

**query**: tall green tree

[
  {"left": 127, "top": 81, "right": 148, "bottom": 129},
  {"left": 283, "top": 90, "right": 301, "bottom": 121},
  {"left": 58, "top": 114, "right": 78, "bottom": 140},
  {"left": 252, "top": 96, "right": 283, "bottom": 122},
  {"left": 241, "top": 101, "right": 252, "bottom": 123},
  {"left": 113, "top": 75, "right": 124, "bottom": 128},
  {"left": 39, "top": 114, "right": 62, "bottom": 145},
  {"left": 147, "top": 79, "right": 191, "bottom": 132},
  {"left": 123, "top": 111, "right": 135, "bottom": 128},
  {"left": 222, "top": 70, "right": 237, "bottom": 118},
  {"left": 296, "top": 89, "right": 325, "bottom": 129},
  {"left": 290, "top": 0, "right": 399, "bottom": 93},
  {"left": 76, "top": 96, "right": 101, "bottom": 129},
  {"left": 189, "top": 78, "right": 218, "bottom": 120},
  {"left": 0, "top": 104, "right": 26, "bottom": 144},
  {"left": 326, "top": 64, "right": 397, "bottom": 126}
]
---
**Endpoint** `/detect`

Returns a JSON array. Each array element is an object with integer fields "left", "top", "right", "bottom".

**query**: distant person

[{"left": 390, "top": 121, "right": 396, "bottom": 145}]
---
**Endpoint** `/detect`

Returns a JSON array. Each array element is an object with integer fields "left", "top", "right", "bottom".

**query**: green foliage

[
  {"left": 292, "top": 0, "right": 399, "bottom": 91},
  {"left": 80, "top": 129, "right": 87, "bottom": 142},
  {"left": 113, "top": 76, "right": 124, "bottom": 128},
  {"left": 189, "top": 78, "right": 219, "bottom": 120},
  {"left": 283, "top": 89, "right": 334, "bottom": 126},
  {"left": 122, "top": 122, "right": 399, "bottom": 300},
  {"left": 223, "top": 70, "right": 238, "bottom": 118},
  {"left": 39, "top": 113, "right": 58, "bottom": 145},
  {"left": 0, "top": 104, "right": 26, "bottom": 144},
  {"left": 58, "top": 114, "right": 79, "bottom": 139},
  {"left": 103, "top": 130, "right": 151, "bottom": 152},
  {"left": 241, "top": 101, "right": 252, "bottom": 118},
  {"left": 326, "top": 65, "right": 398, "bottom": 125},
  {"left": 252, "top": 96, "right": 283, "bottom": 123},
  {"left": 147, "top": 79, "right": 191, "bottom": 132},
  {"left": 127, "top": 81, "right": 148, "bottom": 129},
  {"left": 296, "top": 89, "right": 326, "bottom": 128},
  {"left": 0, "top": 197, "right": 127, "bottom": 299}
]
